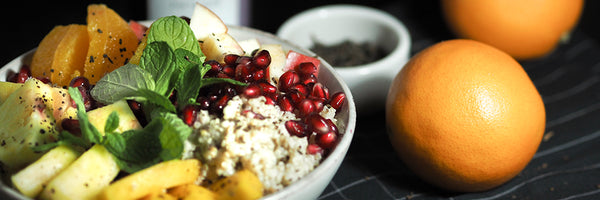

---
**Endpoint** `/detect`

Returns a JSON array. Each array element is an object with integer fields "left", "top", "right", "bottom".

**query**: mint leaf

[
  {"left": 90, "top": 63, "right": 156, "bottom": 105},
  {"left": 174, "top": 48, "right": 207, "bottom": 75},
  {"left": 68, "top": 87, "right": 103, "bottom": 145},
  {"left": 136, "top": 88, "right": 177, "bottom": 113},
  {"left": 104, "top": 111, "right": 120, "bottom": 134},
  {"left": 176, "top": 63, "right": 204, "bottom": 108},
  {"left": 151, "top": 110, "right": 192, "bottom": 160},
  {"left": 147, "top": 16, "right": 203, "bottom": 57},
  {"left": 140, "top": 41, "right": 178, "bottom": 96},
  {"left": 201, "top": 77, "right": 248, "bottom": 88}
]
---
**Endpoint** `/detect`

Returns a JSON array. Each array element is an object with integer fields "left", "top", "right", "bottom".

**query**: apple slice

[
  {"left": 201, "top": 33, "right": 244, "bottom": 63},
  {"left": 284, "top": 50, "right": 321, "bottom": 78},
  {"left": 238, "top": 38, "right": 261, "bottom": 56},
  {"left": 258, "top": 44, "right": 287, "bottom": 84},
  {"left": 189, "top": 2, "right": 228, "bottom": 41}
]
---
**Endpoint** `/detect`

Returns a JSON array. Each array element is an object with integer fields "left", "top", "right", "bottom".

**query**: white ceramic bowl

[
  {"left": 277, "top": 4, "right": 411, "bottom": 112},
  {"left": 0, "top": 25, "right": 356, "bottom": 200}
]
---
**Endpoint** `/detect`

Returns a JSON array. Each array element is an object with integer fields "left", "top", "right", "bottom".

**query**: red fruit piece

[
  {"left": 306, "top": 114, "right": 330, "bottom": 135},
  {"left": 278, "top": 71, "right": 300, "bottom": 92},
  {"left": 284, "top": 50, "right": 321, "bottom": 78},
  {"left": 181, "top": 105, "right": 200, "bottom": 126},
  {"left": 243, "top": 84, "right": 261, "bottom": 98},
  {"left": 252, "top": 50, "right": 271, "bottom": 69},
  {"left": 317, "top": 132, "right": 338, "bottom": 149},
  {"left": 277, "top": 95, "right": 294, "bottom": 112},
  {"left": 285, "top": 120, "right": 308, "bottom": 137},
  {"left": 330, "top": 92, "right": 346, "bottom": 110},
  {"left": 128, "top": 20, "right": 148, "bottom": 41},
  {"left": 307, "top": 144, "right": 323, "bottom": 155}
]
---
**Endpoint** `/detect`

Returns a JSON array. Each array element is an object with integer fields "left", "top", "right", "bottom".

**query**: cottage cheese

[{"left": 182, "top": 95, "right": 337, "bottom": 193}]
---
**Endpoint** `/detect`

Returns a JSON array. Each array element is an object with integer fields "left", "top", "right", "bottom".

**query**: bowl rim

[
  {"left": 276, "top": 4, "right": 412, "bottom": 70},
  {"left": 0, "top": 25, "right": 357, "bottom": 200}
]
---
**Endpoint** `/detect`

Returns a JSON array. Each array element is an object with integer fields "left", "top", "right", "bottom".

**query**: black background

[{"left": 1, "top": 0, "right": 599, "bottom": 66}]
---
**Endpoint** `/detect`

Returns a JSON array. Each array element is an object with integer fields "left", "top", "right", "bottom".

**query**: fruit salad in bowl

[{"left": 0, "top": 3, "right": 355, "bottom": 200}]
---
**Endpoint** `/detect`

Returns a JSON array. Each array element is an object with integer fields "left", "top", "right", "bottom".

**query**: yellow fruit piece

[
  {"left": 86, "top": 100, "right": 142, "bottom": 136},
  {"left": 31, "top": 24, "right": 89, "bottom": 87},
  {"left": 139, "top": 191, "right": 177, "bottom": 200},
  {"left": 97, "top": 159, "right": 201, "bottom": 200},
  {"left": 129, "top": 28, "right": 149, "bottom": 65},
  {"left": 386, "top": 39, "right": 546, "bottom": 192},
  {"left": 11, "top": 145, "right": 80, "bottom": 198},
  {"left": 441, "top": 0, "right": 583, "bottom": 60},
  {"left": 39, "top": 145, "right": 120, "bottom": 200},
  {"left": 85, "top": 4, "right": 138, "bottom": 84},
  {"left": 169, "top": 184, "right": 217, "bottom": 200},
  {"left": 0, "top": 81, "right": 23, "bottom": 105},
  {"left": 209, "top": 169, "right": 263, "bottom": 200}
]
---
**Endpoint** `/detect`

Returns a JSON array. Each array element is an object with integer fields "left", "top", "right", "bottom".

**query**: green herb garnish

[{"left": 37, "top": 16, "right": 245, "bottom": 173}]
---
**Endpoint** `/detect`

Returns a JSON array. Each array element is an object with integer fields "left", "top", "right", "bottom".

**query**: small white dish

[{"left": 277, "top": 4, "right": 411, "bottom": 112}]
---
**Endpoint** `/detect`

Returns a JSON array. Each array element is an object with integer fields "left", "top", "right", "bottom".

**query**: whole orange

[
  {"left": 386, "top": 39, "right": 546, "bottom": 192},
  {"left": 441, "top": 0, "right": 584, "bottom": 60}
]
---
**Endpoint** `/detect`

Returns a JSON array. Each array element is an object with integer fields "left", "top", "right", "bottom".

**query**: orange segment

[
  {"left": 31, "top": 24, "right": 88, "bottom": 87},
  {"left": 386, "top": 39, "right": 546, "bottom": 192},
  {"left": 85, "top": 4, "right": 138, "bottom": 84}
]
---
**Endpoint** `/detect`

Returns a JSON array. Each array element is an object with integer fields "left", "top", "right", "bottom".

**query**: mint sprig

[{"left": 51, "top": 16, "right": 247, "bottom": 173}]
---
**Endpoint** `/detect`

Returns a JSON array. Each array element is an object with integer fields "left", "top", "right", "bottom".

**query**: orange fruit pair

[
  {"left": 441, "top": 0, "right": 584, "bottom": 60},
  {"left": 386, "top": 39, "right": 546, "bottom": 192}
]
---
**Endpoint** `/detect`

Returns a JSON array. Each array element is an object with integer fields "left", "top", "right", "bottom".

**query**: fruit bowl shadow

[{"left": 0, "top": 25, "right": 357, "bottom": 200}]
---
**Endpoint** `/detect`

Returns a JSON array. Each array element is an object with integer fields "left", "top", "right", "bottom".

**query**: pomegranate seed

[
  {"left": 196, "top": 97, "right": 211, "bottom": 110},
  {"left": 236, "top": 56, "right": 253, "bottom": 65},
  {"left": 310, "top": 83, "right": 329, "bottom": 101},
  {"left": 285, "top": 120, "right": 308, "bottom": 137},
  {"left": 38, "top": 77, "right": 51, "bottom": 84},
  {"left": 243, "top": 84, "right": 261, "bottom": 98},
  {"left": 13, "top": 67, "right": 31, "bottom": 83},
  {"left": 302, "top": 75, "right": 318, "bottom": 86},
  {"left": 251, "top": 69, "right": 265, "bottom": 82},
  {"left": 223, "top": 54, "right": 239, "bottom": 65},
  {"left": 127, "top": 100, "right": 142, "bottom": 111},
  {"left": 181, "top": 104, "right": 200, "bottom": 126},
  {"left": 278, "top": 71, "right": 300, "bottom": 92},
  {"left": 265, "top": 96, "right": 276, "bottom": 105},
  {"left": 222, "top": 65, "right": 235, "bottom": 77},
  {"left": 277, "top": 95, "right": 294, "bottom": 112},
  {"left": 307, "top": 144, "right": 323, "bottom": 155},
  {"left": 306, "top": 114, "right": 330, "bottom": 135},
  {"left": 61, "top": 119, "right": 81, "bottom": 136},
  {"left": 252, "top": 50, "right": 271, "bottom": 69},
  {"left": 295, "top": 62, "right": 317, "bottom": 77},
  {"left": 290, "top": 83, "right": 309, "bottom": 96},
  {"left": 317, "top": 132, "right": 338, "bottom": 149},
  {"left": 70, "top": 76, "right": 91, "bottom": 90},
  {"left": 212, "top": 94, "right": 230, "bottom": 112},
  {"left": 297, "top": 98, "right": 316, "bottom": 117},
  {"left": 311, "top": 97, "right": 325, "bottom": 113},
  {"left": 127, "top": 100, "right": 147, "bottom": 126},
  {"left": 217, "top": 84, "right": 237, "bottom": 96},
  {"left": 287, "top": 90, "right": 305, "bottom": 106},
  {"left": 235, "top": 64, "right": 252, "bottom": 82},
  {"left": 325, "top": 118, "right": 338, "bottom": 134},
  {"left": 259, "top": 82, "right": 277, "bottom": 97},
  {"left": 330, "top": 92, "right": 346, "bottom": 110},
  {"left": 204, "top": 60, "right": 222, "bottom": 76}
]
